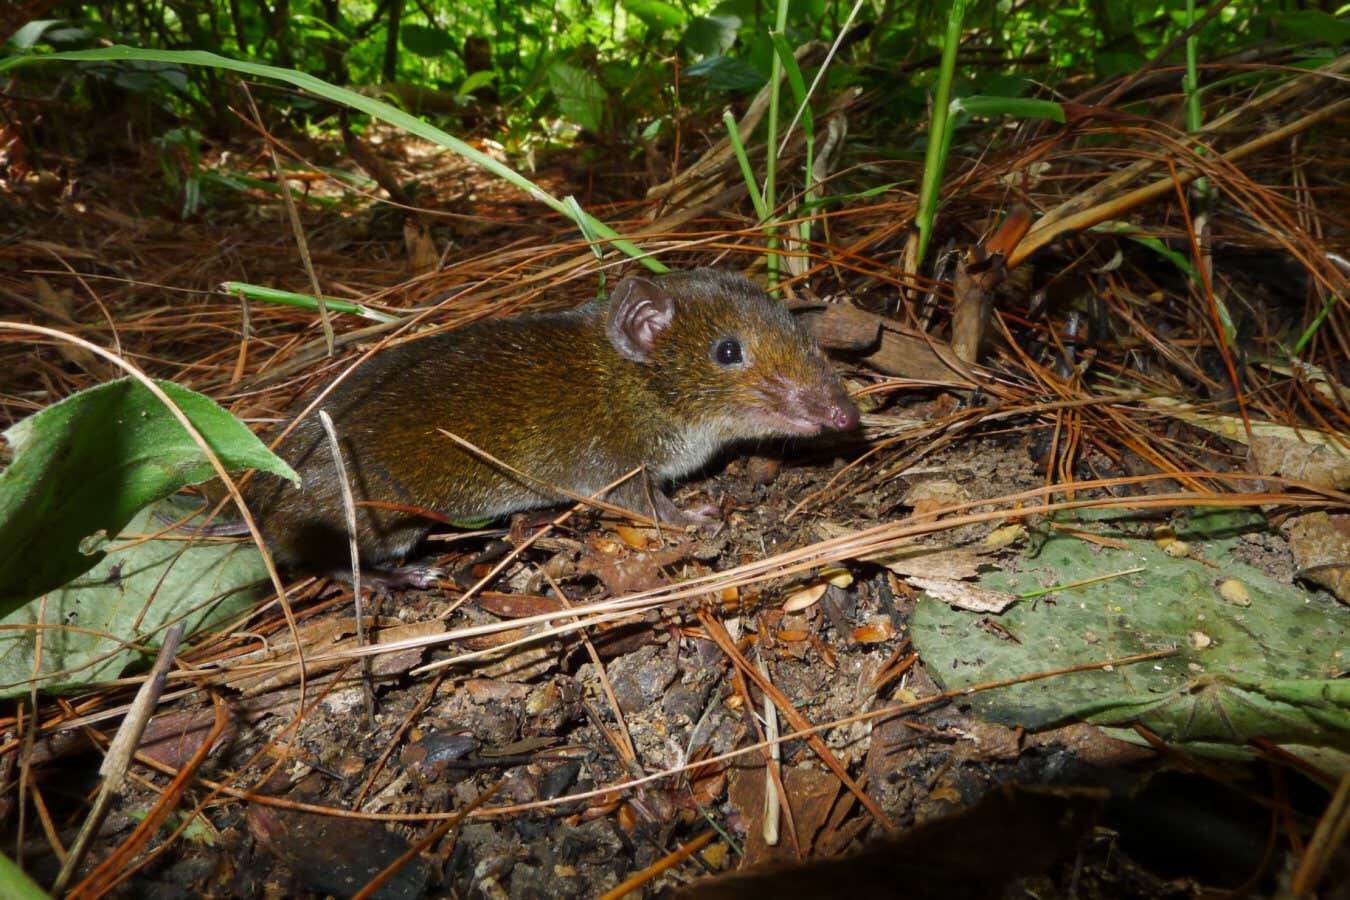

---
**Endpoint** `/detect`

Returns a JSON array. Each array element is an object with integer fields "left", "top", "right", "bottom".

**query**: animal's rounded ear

[{"left": 606, "top": 276, "right": 674, "bottom": 362}]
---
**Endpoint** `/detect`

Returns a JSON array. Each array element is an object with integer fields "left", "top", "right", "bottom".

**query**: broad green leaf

[
  {"left": 685, "top": 55, "right": 765, "bottom": 91},
  {"left": 0, "top": 850, "right": 50, "bottom": 900},
  {"left": 400, "top": 24, "right": 457, "bottom": 58},
  {"left": 1270, "top": 11, "right": 1350, "bottom": 46},
  {"left": 546, "top": 60, "right": 606, "bottom": 133},
  {"left": 911, "top": 509, "right": 1349, "bottom": 753},
  {"left": 0, "top": 378, "right": 296, "bottom": 616},
  {"left": 0, "top": 502, "right": 266, "bottom": 696},
  {"left": 683, "top": 15, "right": 740, "bottom": 58},
  {"left": 623, "top": 0, "right": 687, "bottom": 32}
]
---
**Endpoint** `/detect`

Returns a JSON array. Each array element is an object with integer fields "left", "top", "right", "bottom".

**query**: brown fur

[{"left": 247, "top": 269, "right": 858, "bottom": 573}]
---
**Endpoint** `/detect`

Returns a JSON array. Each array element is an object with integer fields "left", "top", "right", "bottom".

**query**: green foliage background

[{"left": 9, "top": 0, "right": 1335, "bottom": 151}]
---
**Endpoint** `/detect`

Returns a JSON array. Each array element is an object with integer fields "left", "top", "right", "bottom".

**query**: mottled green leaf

[
  {"left": 0, "top": 378, "right": 295, "bottom": 616},
  {"left": 0, "top": 502, "right": 265, "bottom": 696},
  {"left": 912, "top": 509, "right": 1349, "bottom": 752},
  {"left": 546, "top": 60, "right": 606, "bottom": 132}
]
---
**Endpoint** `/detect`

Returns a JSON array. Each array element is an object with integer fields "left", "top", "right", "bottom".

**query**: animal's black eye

[{"left": 713, "top": 338, "right": 743, "bottom": 366}]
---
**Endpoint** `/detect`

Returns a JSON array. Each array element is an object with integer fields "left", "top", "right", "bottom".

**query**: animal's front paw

[
  {"left": 670, "top": 501, "right": 721, "bottom": 526},
  {"left": 363, "top": 564, "right": 444, "bottom": 593},
  {"left": 645, "top": 488, "right": 721, "bottom": 529}
]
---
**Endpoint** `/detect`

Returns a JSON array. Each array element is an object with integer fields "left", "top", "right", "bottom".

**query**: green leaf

[
  {"left": 0, "top": 378, "right": 296, "bottom": 616},
  {"left": 545, "top": 60, "right": 607, "bottom": 133},
  {"left": 8, "top": 20, "right": 67, "bottom": 49},
  {"left": 623, "top": 0, "right": 687, "bottom": 32},
  {"left": 952, "top": 95, "right": 1065, "bottom": 124},
  {"left": 911, "top": 509, "right": 1349, "bottom": 753},
  {"left": 42, "top": 27, "right": 93, "bottom": 47},
  {"left": 1092, "top": 222, "right": 1201, "bottom": 288},
  {"left": 0, "top": 850, "right": 50, "bottom": 900},
  {"left": 683, "top": 15, "right": 740, "bottom": 58},
  {"left": 685, "top": 55, "right": 765, "bottom": 91},
  {"left": 796, "top": 182, "right": 900, "bottom": 213},
  {"left": 770, "top": 31, "right": 810, "bottom": 111},
  {"left": 399, "top": 24, "right": 458, "bottom": 58},
  {"left": 456, "top": 69, "right": 496, "bottom": 97},
  {"left": 220, "top": 281, "right": 399, "bottom": 323},
  {"left": 1270, "top": 11, "right": 1350, "bottom": 47},
  {"left": 0, "top": 501, "right": 266, "bottom": 696}
]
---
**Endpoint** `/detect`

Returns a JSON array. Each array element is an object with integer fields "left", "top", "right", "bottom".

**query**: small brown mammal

[{"left": 247, "top": 268, "right": 859, "bottom": 583}]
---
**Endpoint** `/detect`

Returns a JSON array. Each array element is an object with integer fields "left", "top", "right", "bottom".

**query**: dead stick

[
  {"left": 699, "top": 610, "right": 898, "bottom": 831},
  {"left": 52, "top": 624, "right": 184, "bottom": 895},
  {"left": 319, "top": 410, "right": 375, "bottom": 728},
  {"left": 69, "top": 693, "right": 229, "bottom": 900},
  {"left": 1039, "top": 53, "right": 1350, "bottom": 232},
  {"left": 1010, "top": 96, "right": 1350, "bottom": 269},
  {"left": 1292, "top": 773, "right": 1350, "bottom": 895}
]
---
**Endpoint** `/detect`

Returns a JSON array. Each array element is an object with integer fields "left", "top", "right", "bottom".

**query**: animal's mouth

[
  {"left": 757, "top": 409, "right": 831, "bottom": 435},
  {"left": 742, "top": 379, "right": 861, "bottom": 436}
]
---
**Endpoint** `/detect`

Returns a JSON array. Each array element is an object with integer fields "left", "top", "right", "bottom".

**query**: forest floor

[{"left": 2, "top": 103, "right": 1348, "bottom": 900}]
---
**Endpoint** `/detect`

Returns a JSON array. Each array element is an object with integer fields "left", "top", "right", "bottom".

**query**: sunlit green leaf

[
  {"left": 546, "top": 60, "right": 606, "bottom": 132},
  {"left": 0, "top": 851, "right": 49, "bottom": 900},
  {"left": 623, "top": 0, "right": 687, "bottom": 32},
  {"left": 8, "top": 20, "right": 67, "bottom": 49},
  {"left": 0, "top": 378, "right": 296, "bottom": 616},
  {"left": 456, "top": 69, "right": 496, "bottom": 97},
  {"left": 952, "top": 95, "right": 1065, "bottom": 123}
]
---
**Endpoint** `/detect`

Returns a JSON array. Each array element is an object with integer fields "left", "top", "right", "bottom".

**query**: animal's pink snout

[
  {"left": 827, "top": 397, "right": 860, "bottom": 431},
  {"left": 795, "top": 383, "right": 860, "bottom": 432}
]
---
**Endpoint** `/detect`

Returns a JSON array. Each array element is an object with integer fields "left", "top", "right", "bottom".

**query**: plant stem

[{"left": 913, "top": 0, "right": 966, "bottom": 270}]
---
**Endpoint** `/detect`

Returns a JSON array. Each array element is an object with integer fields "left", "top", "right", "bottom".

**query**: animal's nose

[
  {"left": 787, "top": 378, "right": 861, "bottom": 432},
  {"left": 827, "top": 395, "right": 860, "bottom": 430}
]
